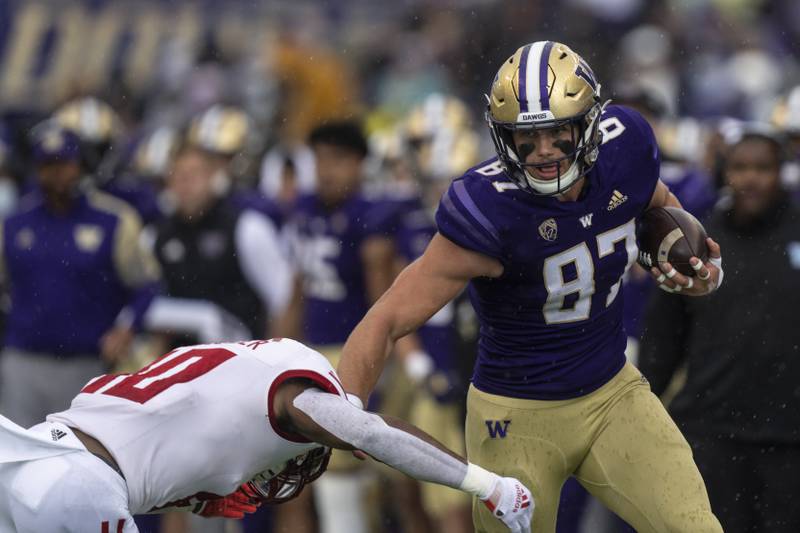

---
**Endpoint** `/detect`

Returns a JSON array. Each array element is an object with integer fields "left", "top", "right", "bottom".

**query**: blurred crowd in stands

[{"left": 0, "top": 0, "right": 798, "bottom": 532}]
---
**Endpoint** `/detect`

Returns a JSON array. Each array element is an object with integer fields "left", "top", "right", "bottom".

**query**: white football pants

[{"left": 0, "top": 419, "right": 137, "bottom": 533}]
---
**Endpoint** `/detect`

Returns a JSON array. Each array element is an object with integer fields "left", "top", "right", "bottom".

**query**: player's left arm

[{"left": 646, "top": 180, "right": 723, "bottom": 296}]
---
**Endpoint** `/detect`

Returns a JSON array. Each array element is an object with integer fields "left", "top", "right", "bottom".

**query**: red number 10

[{"left": 81, "top": 348, "right": 236, "bottom": 404}]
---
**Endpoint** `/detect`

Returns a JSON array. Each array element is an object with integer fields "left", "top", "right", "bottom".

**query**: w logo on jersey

[
  {"left": 485, "top": 420, "right": 511, "bottom": 439},
  {"left": 579, "top": 214, "right": 594, "bottom": 228}
]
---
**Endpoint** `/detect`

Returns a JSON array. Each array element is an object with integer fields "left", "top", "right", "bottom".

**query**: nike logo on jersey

[
  {"left": 607, "top": 190, "right": 628, "bottom": 211},
  {"left": 50, "top": 428, "right": 67, "bottom": 441},
  {"left": 579, "top": 213, "right": 594, "bottom": 228},
  {"left": 485, "top": 420, "right": 511, "bottom": 439}
]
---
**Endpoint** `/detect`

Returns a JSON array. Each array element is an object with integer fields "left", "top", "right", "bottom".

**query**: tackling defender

[
  {"left": 0, "top": 338, "right": 532, "bottom": 532},
  {"left": 338, "top": 41, "right": 725, "bottom": 532}
]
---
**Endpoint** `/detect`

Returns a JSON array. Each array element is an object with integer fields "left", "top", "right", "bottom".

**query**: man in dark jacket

[{"left": 640, "top": 127, "right": 800, "bottom": 533}]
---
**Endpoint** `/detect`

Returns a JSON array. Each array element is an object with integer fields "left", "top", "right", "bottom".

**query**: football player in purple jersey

[
  {"left": 279, "top": 121, "right": 432, "bottom": 533},
  {"left": 338, "top": 41, "right": 725, "bottom": 532}
]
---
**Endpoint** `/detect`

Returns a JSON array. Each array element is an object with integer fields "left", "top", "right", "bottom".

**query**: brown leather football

[{"left": 636, "top": 207, "right": 709, "bottom": 276}]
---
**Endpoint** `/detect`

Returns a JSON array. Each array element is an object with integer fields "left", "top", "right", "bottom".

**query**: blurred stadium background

[{"left": 0, "top": 0, "right": 798, "bottom": 532}]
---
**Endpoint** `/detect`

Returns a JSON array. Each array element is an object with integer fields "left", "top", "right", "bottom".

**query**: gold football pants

[{"left": 466, "top": 362, "right": 723, "bottom": 533}]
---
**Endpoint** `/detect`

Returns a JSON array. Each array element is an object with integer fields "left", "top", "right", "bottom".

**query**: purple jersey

[
  {"left": 291, "top": 192, "right": 394, "bottom": 346},
  {"left": 435, "top": 105, "right": 659, "bottom": 400}
]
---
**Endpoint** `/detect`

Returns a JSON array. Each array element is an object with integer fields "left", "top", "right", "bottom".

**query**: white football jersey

[{"left": 47, "top": 339, "right": 345, "bottom": 515}]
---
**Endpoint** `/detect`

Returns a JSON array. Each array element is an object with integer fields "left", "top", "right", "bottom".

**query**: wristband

[
  {"left": 709, "top": 256, "right": 723, "bottom": 291},
  {"left": 459, "top": 462, "right": 498, "bottom": 500},
  {"left": 345, "top": 393, "right": 364, "bottom": 410}
]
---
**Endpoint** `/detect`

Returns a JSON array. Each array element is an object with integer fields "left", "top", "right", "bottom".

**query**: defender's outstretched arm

[{"left": 284, "top": 385, "right": 532, "bottom": 533}]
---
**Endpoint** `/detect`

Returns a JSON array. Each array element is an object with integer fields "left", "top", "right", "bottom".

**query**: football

[{"left": 636, "top": 207, "right": 709, "bottom": 276}]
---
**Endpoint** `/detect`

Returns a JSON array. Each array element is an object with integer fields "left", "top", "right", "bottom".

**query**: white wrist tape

[
  {"left": 345, "top": 393, "right": 364, "bottom": 410},
  {"left": 459, "top": 463, "right": 499, "bottom": 500},
  {"left": 709, "top": 256, "right": 723, "bottom": 291}
]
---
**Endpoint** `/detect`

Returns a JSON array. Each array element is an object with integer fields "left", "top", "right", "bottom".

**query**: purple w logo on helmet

[{"left": 575, "top": 59, "right": 597, "bottom": 90}]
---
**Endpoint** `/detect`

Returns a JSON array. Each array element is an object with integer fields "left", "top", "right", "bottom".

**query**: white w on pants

[{"left": 0, "top": 419, "right": 137, "bottom": 533}]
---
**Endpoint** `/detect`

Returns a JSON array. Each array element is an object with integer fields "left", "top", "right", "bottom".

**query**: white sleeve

[
  {"left": 234, "top": 210, "right": 294, "bottom": 316},
  {"left": 292, "top": 389, "right": 496, "bottom": 499}
]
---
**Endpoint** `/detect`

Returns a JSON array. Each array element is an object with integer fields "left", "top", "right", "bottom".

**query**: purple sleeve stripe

[
  {"left": 538, "top": 41, "right": 553, "bottom": 111},
  {"left": 440, "top": 189, "right": 497, "bottom": 251},
  {"left": 453, "top": 180, "right": 500, "bottom": 242},
  {"left": 518, "top": 44, "right": 531, "bottom": 113}
]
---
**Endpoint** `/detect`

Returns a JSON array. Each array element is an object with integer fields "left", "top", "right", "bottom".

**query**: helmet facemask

[
  {"left": 245, "top": 446, "right": 331, "bottom": 504},
  {"left": 486, "top": 99, "right": 604, "bottom": 196}
]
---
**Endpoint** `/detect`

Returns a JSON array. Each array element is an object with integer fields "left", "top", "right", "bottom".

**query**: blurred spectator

[
  {"left": 272, "top": 33, "right": 360, "bottom": 145},
  {"left": 640, "top": 129, "right": 800, "bottom": 533},
  {"left": 259, "top": 144, "right": 316, "bottom": 214},
  {"left": 770, "top": 85, "right": 800, "bottom": 196},
  {"left": 186, "top": 105, "right": 284, "bottom": 225},
  {"left": 0, "top": 123, "right": 160, "bottom": 427},
  {"left": 152, "top": 142, "right": 292, "bottom": 344}
]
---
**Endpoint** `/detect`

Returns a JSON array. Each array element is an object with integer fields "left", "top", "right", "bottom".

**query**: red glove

[{"left": 193, "top": 485, "right": 262, "bottom": 519}]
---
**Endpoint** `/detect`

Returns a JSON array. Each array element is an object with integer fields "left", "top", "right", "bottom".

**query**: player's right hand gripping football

[
  {"left": 651, "top": 237, "right": 724, "bottom": 295},
  {"left": 481, "top": 476, "right": 534, "bottom": 532}
]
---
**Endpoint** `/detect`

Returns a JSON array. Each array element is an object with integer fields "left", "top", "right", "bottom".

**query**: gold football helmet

[
  {"left": 132, "top": 126, "right": 178, "bottom": 179},
  {"left": 54, "top": 97, "right": 122, "bottom": 174},
  {"left": 404, "top": 93, "right": 480, "bottom": 181},
  {"left": 55, "top": 97, "right": 121, "bottom": 143},
  {"left": 187, "top": 105, "right": 251, "bottom": 157},
  {"left": 486, "top": 41, "right": 605, "bottom": 195}
]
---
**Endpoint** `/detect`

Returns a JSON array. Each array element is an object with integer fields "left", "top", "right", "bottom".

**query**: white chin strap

[{"left": 523, "top": 161, "right": 581, "bottom": 195}]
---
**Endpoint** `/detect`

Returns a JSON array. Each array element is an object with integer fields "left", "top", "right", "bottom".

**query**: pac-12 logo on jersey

[
  {"left": 485, "top": 420, "right": 511, "bottom": 439},
  {"left": 538, "top": 219, "right": 558, "bottom": 241}
]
